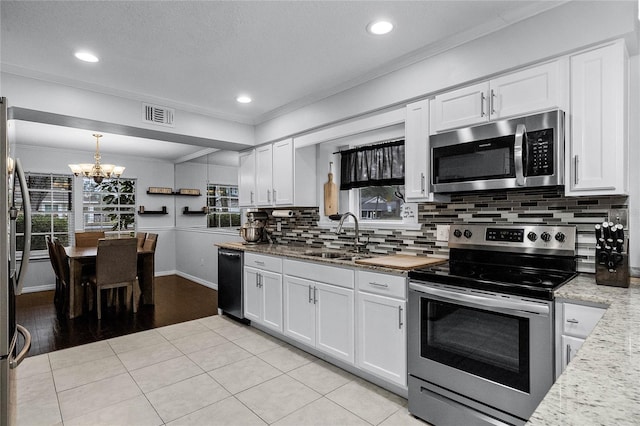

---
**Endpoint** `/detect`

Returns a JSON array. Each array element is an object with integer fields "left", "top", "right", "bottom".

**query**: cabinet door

[
  {"left": 405, "top": 100, "right": 429, "bottom": 200},
  {"left": 238, "top": 150, "right": 256, "bottom": 206},
  {"left": 243, "top": 266, "right": 261, "bottom": 323},
  {"left": 567, "top": 41, "right": 627, "bottom": 195},
  {"left": 255, "top": 144, "right": 274, "bottom": 206},
  {"left": 356, "top": 292, "right": 406, "bottom": 386},
  {"left": 283, "top": 275, "right": 316, "bottom": 346},
  {"left": 260, "top": 269, "right": 283, "bottom": 332},
  {"left": 490, "top": 61, "right": 561, "bottom": 120},
  {"left": 432, "top": 81, "right": 489, "bottom": 132},
  {"left": 560, "top": 335, "right": 585, "bottom": 372},
  {"left": 272, "top": 139, "right": 294, "bottom": 205},
  {"left": 315, "top": 282, "right": 354, "bottom": 364}
]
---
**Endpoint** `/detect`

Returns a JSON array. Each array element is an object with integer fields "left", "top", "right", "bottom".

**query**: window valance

[{"left": 339, "top": 139, "right": 405, "bottom": 190}]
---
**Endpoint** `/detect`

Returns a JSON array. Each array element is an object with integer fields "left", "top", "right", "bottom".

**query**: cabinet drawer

[
  {"left": 245, "top": 253, "right": 282, "bottom": 273},
  {"left": 357, "top": 270, "right": 406, "bottom": 299},
  {"left": 283, "top": 259, "right": 354, "bottom": 289},
  {"left": 562, "top": 303, "right": 605, "bottom": 338}
]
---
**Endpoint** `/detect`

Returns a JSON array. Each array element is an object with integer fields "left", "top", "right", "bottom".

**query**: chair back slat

[
  {"left": 143, "top": 233, "right": 158, "bottom": 251},
  {"left": 75, "top": 231, "right": 106, "bottom": 247},
  {"left": 96, "top": 238, "right": 137, "bottom": 285}
]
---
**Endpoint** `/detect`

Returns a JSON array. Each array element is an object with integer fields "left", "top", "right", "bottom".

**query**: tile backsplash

[{"left": 262, "top": 187, "right": 628, "bottom": 274}]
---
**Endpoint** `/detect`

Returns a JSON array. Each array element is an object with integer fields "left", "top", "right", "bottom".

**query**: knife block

[{"left": 596, "top": 240, "right": 630, "bottom": 288}]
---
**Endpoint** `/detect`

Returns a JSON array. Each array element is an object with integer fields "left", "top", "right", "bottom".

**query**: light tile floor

[{"left": 16, "top": 315, "right": 429, "bottom": 426}]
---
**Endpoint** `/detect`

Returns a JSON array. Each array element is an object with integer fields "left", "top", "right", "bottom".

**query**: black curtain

[{"left": 339, "top": 140, "right": 405, "bottom": 190}]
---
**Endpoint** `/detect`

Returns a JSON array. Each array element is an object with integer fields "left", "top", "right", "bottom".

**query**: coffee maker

[{"left": 240, "top": 210, "right": 269, "bottom": 244}]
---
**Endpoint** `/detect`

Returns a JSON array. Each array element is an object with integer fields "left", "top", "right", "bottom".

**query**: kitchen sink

[{"left": 304, "top": 250, "right": 373, "bottom": 261}]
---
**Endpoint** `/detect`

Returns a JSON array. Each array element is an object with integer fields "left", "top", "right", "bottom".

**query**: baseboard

[
  {"left": 21, "top": 284, "right": 56, "bottom": 293},
  {"left": 175, "top": 271, "right": 218, "bottom": 290}
]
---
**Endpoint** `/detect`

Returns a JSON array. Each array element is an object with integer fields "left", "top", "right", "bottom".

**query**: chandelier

[{"left": 68, "top": 133, "right": 125, "bottom": 184}]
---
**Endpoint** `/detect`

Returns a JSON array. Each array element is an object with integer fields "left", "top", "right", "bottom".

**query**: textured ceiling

[{"left": 1, "top": 0, "right": 564, "bottom": 161}]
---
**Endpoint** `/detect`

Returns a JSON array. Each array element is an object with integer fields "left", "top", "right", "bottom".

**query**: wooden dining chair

[
  {"left": 46, "top": 236, "right": 64, "bottom": 310},
  {"left": 89, "top": 238, "right": 138, "bottom": 319},
  {"left": 52, "top": 238, "right": 71, "bottom": 315},
  {"left": 75, "top": 231, "right": 105, "bottom": 247}
]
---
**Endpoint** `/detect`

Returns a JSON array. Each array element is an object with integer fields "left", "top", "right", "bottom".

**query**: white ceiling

[{"left": 1, "top": 0, "right": 565, "bottom": 162}]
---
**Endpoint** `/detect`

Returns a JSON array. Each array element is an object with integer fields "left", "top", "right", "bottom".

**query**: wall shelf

[
  {"left": 183, "top": 207, "right": 208, "bottom": 215},
  {"left": 147, "top": 187, "right": 201, "bottom": 196},
  {"left": 138, "top": 206, "right": 168, "bottom": 215}
]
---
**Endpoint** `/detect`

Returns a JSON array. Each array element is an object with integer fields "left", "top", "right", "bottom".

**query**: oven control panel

[{"left": 448, "top": 224, "right": 576, "bottom": 255}]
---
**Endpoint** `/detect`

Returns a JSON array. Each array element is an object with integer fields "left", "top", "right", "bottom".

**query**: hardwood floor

[{"left": 16, "top": 275, "right": 218, "bottom": 357}]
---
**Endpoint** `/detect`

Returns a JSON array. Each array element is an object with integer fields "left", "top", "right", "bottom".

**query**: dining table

[{"left": 64, "top": 245, "right": 156, "bottom": 319}]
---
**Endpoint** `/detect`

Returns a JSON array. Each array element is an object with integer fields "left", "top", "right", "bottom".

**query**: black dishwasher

[{"left": 217, "top": 248, "right": 244, "bottom": 321}]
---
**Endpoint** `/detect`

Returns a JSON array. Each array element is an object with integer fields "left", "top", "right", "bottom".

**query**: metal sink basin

[{"left": 304, "top": 250, "right": 345, "bottom": 259}]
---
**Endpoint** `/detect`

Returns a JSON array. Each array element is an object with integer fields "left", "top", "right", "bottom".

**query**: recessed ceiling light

[
  {"left": 236, "top": 95, "right": 252, "bottom": 104},
  {"left": 367, "top": 20, "right": 394, "bottom": 35},
  {"left": 74, "top": 51, "right": 99, "bottom": 63}
]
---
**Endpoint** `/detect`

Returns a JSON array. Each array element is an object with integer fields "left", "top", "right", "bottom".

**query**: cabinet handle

[
  {"left": 490, "top": 89, "right": 496, "bottom": 115},
  {"left": 313, "top": 287, "right": 318, "bottom": 304},
  {"left": 566, "top": 344, "right": 572, "bottom": 365},
  {"left": 267, "top": 189, "right": 271, "bottom": 203},
  {"left": 254, "top": 260, "right": 265, "bottom": 266},
  {"left": 480, "top": 92, "right": 485, "bottom": 117},
  {"left": 566, "top": 318, "right": 579, "bottom": 324},
  {"left": 256, "top": 273, "right": 260, "bottom": 288},
  {"left": 250, "top": 191, "right": 254, "bottom": 204},
  {"left": 369, "top": 282, "right": 389, "bottom": 288},
  {"left": 308, "top": 285, "right": 313, "bottom": 303},
  {"left": 273, "top": 189, "right": 277, "bottom": 201},
  {"left": 420, "top": 173, "right": 425, "bottom": 193},
  {"left": 398, "top": 306, "right": 403, "bottom": 329},
  {"left": 574, "top": 155, "right": 579, "bottom": 185}
]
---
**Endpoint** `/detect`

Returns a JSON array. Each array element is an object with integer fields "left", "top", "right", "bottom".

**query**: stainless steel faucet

[{"left": 335, "top": 212, "right": 365, "bottom": 252}]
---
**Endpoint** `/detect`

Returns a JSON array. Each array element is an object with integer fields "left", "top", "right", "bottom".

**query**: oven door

[{"left": 408, "top": 281, "right": 554, "bottom": 420}]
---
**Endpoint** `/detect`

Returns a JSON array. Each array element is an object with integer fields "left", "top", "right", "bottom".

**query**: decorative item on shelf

[
  {"left": 177, "top": 188, "right": 201, "bottom": 196},
  {"left": 147, "top": 187, "right": 173, "bottom": 195},
  {"left": 68, "top": 133, "right": 125, "bottom": 183},
  {"left": 138, "top": 206, "right": 168, "bottom": 215},
  {"left": 183, "top": 206, "right": 207, "bottom": 215}
]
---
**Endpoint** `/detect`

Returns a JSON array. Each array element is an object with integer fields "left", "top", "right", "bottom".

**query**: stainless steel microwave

[{"left": 430, "top": 110, "right": 564, "bottom": 193}]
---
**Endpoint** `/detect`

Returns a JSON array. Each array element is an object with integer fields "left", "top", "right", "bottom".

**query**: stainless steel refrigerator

[{"left": 1, "top": 97, "right": 32, "bottom": 426}]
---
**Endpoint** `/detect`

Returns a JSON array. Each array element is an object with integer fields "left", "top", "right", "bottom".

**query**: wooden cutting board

[
  {"left": 323, "top": 169, "right": 338, "bottom": 216},
  {"left": 355, "top": 254, "right": 446, "bottom": 270}
]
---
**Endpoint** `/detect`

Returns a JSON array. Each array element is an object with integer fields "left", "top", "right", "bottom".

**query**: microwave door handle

[{"left": 514, "top": 124, "right": 526, "bottom": 186}]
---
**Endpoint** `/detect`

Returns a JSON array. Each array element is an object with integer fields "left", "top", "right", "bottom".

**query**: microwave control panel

[{"left": 525, "top": 129, "right": 554, "bottom": 176}]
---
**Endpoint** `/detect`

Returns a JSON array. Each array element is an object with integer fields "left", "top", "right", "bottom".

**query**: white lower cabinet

[
  {"left": 243, "top": 254, "right": 283, "bottom": 333},
  {"left": 283, "top": 260, "right": 355, "bottom": 364},
  {"left": 555, "top": 299, "right": 606, "bottom": 378},
  {"left": 356, "top": 271, "right": 407, "bottom": 387}
]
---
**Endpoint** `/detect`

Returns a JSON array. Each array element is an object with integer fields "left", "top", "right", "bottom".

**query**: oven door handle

[
  {"left": 409, "top": 283, "right": 549, "bottom": 315},
  {"left": 514, "top": 123, "right": 526, "bottom": 186}
]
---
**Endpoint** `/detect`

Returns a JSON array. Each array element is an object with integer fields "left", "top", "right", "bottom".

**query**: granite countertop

[
  {"left": 528, "top": 275, "right": 640, "bottom": 425},
  {"left": 216, "top": 241, "right": 420, "bottom": 275}
]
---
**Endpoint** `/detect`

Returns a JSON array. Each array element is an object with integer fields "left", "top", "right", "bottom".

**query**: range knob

[
  {"left": 527, "top": 232, "right": 538, "bottom": 242},
  {"left": 463, "top": 229, "right": 473, "bottom": 239},
  {"left": 540, "top": 232, "right": 552, "bottom": 242},
  {"left": 453, "top": 229, "right": 462, "bottom": 238},
  {"left": 555, "top": 232, "right": 566, "bottom": 243}
]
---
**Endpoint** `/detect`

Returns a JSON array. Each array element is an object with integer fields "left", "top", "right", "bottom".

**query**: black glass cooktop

[{"left": 409, "top": 249, "right": 577, "bottom": 300}]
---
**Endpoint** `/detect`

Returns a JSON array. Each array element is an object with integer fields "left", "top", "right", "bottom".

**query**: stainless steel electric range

[{"left": 407, "top": 224, "right": 577, "bottom": 426}]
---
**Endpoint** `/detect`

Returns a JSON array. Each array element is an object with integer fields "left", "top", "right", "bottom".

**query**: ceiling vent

[{"left": 142, "top": 103, "right": 174, "bottom": 127}]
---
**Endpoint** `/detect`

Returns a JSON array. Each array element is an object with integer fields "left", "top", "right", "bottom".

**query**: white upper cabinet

[
  {"left": 238, "top": 150, "right": 256, "bottom": 207},
  {"left": 566, "top": 40, "right": 628, "bottom": 196},
  {"left": 431, "top": 61, "right": 563, "bottom": 133},
  {"left": 272, "top": 138, "right": 294, "bottom": 205},
  {"left": 255, "top": 144, "right": 274, "bottom": 206},
  {"left": 405, "top": 100, "right": 447, "bottom": 202},
  {"left": 239, "top": 138, "right": 298, "bottom": 207}
]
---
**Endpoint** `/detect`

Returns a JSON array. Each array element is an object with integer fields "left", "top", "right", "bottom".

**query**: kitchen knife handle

[{"left": 514, "top": 124, "right": 526, "bottom": 186}]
